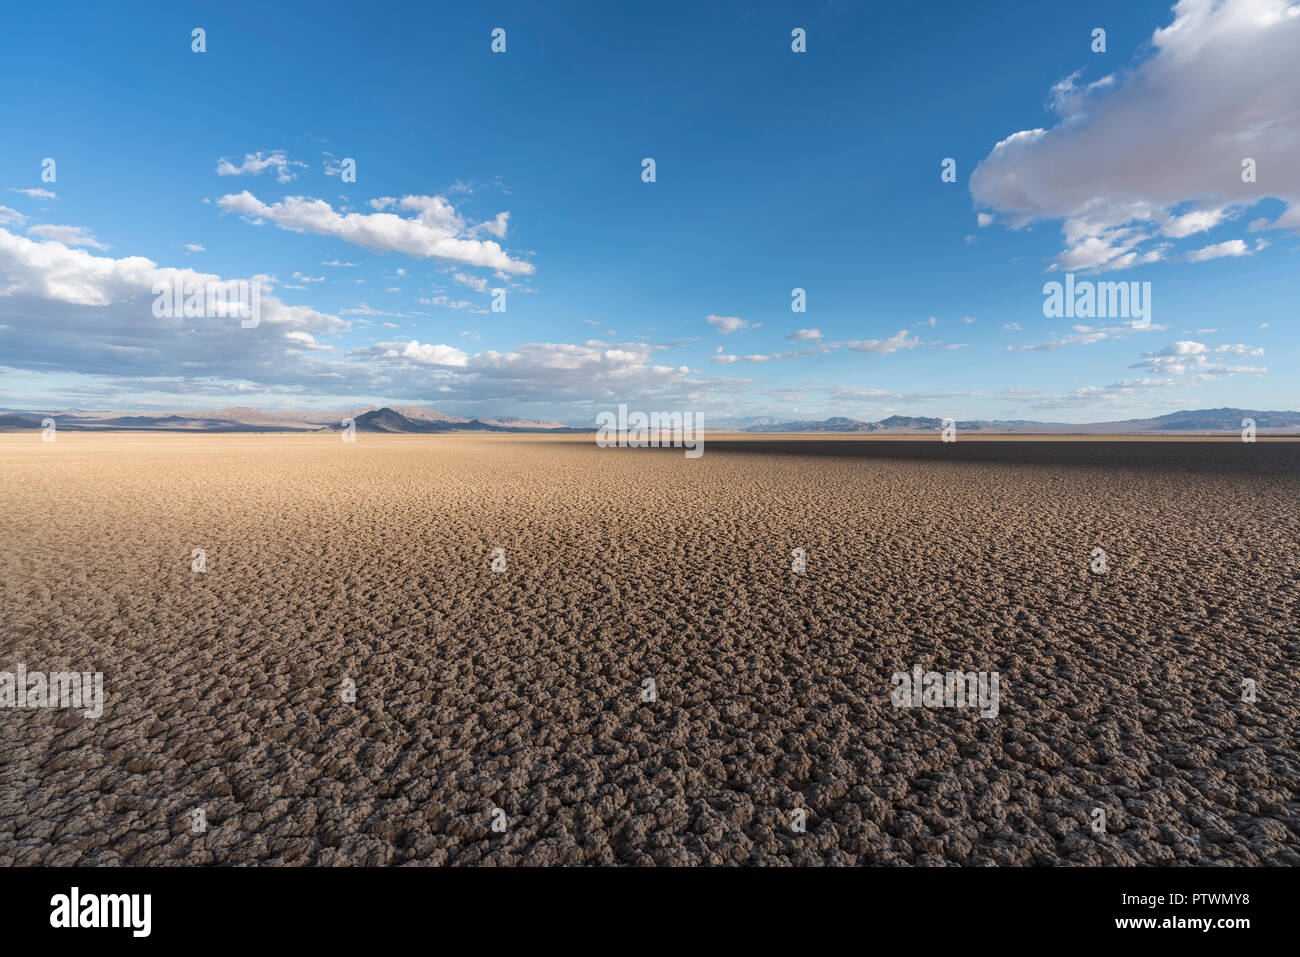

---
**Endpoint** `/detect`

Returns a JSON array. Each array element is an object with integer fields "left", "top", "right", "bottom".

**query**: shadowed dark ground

[{"left": 597, "top": 437, "right": 1300, "bottom": 475}]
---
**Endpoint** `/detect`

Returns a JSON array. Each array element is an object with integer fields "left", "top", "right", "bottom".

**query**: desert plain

[{"left": 0, "top": 432, "right": 1297, "bottom": 865}]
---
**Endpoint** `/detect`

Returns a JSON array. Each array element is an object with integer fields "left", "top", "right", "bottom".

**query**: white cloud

[
  {"left": 356, "top": 339, "right": 695, "bottom": 404},
  {"left": 1008, "top": 322, "right": 1164, "bottom": 352},
  {"left": 1180, "top": 238, "right": 1251, "bottom": 262},
  {"left": 217, "top": 191, "right": 534, "bottom": 274},
  {"left": 184, "top": 243, "right": 205, "bottom": 254},
  {"left": 710, "top": 349, "right": 812, "bottom": 365},
  {"left": 0, "top": 230, "right": 730, "bottom": 412},
  {"left": 0, "top": 227, "right": 344, "bottom": 388},
  {"left": 841, "top": 330, "right": 920, "bottom": 355},
  {"left": 400, "top": 341, "right": 470, "bottom": 367},
  {"left": 26, "top": 224, "right": 109, "bottom": 250},
  {"left": 786, "top": 328, "right": 822, "bottom": 340},
  {"left": 215, "top": 151, "right": 308, "bottom": 184},
  {"left": 0, "top": 206, "right": 27, "bottom": 226},
  {"left": 971, "top": 0, "right": 1300, "bottom": 271},
  {"left": 285, "top": 330, "right": 333, "bottom": 351},
  {"left": 706, "top": 314, "right": 758, "bottom": 334},
  {"left": 1013, "top": 376, "right": 1185, "bottom": 411},
  {"left": 419, "top": 294, "right": 482, "bottom": 312},
  {"left": 1160, "top": 340, "right": 1211, "bottom": 356},
  {"left": 1131, "top": 339, "right": 1265, "bottom": 375},
  {"left": 7, "top": 188, "right": 56, "bottom": 200},
  {"left": 452, "top": 271, "right": 489, "bottom": 293},
  {"left": 473, "top": 212, "right": 509, "bottom": 238},
  {"left": 1162, "top": 207, "right": 1230, "bottom": 238}
]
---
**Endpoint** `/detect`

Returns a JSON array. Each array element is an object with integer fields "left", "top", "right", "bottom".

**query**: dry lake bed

[{"left": 1, "top": 433, "right": 1296, "bottom": 865}]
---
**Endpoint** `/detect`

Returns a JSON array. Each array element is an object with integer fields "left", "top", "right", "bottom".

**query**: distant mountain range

[
  {"left": 734, "top": 409, "right": 1300, "bottom": 433},
  {"left": 0, "top": 405, "right": 576, "bottom": 434},
  {"left": 0, "top": 406, "right": 1296, "bottom": 434},
  {"left": 329, "top": 408, "right": 584, "bottom": 434}
]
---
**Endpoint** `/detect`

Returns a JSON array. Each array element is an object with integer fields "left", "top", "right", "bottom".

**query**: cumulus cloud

[
  {"left": 710, "top": 349, "right": 812, "bottom": 365},
  {"left": 217, "top": 191, "right": 533, "bottom": 274},
  {"left": 1007, "top": 323, "right": 1164, "bottom": 352},
  {"left": 970, "top": 0, "right": 1300, "bottom": 272},
  {"left": 0, "top": 229, "right": 738, "bottom": 414},
  {"left": 706, "top": 314, "right": 758, "bottom": 334},
  {"left": 472, "top": 212, "right": 509, "bottom": 238},
  {"left": 452, "top": 271, "right": 489, "bottom": 293},
  {"left": 26, "top": 224, "right": 109, "bottom": 250},
  {"left": 284, "top": 330, "right": 333, "bottom": 351},
  {"left": 841, "top": 330, "right": 920, "bottom": 355},
  {"left": 1013, "top": 376, "right": 1185, "bottom": 411},
  {"left": 1163, "top": 207, "right": 1231, "bottom": 238},
  {"left": 0, "top": 227, "right": 345, "bottom": 391},
  {"left": 398, "top": 341, "right": 470, "bottom": 367},
  {"left": 215, "top": 151, "right": 308, "bottom": 184},
  {"left": 419, "top": 294, "right": 482, "bottom": 312},
  {"left": 1180, "top": 238, "right": 1251, "bottom": 262},
  {"left": 1130, "top": 339, "right": 1265, "bottom": 374},
  {"left": 351, "top": 339, "right": 696, "bottom": 404}
]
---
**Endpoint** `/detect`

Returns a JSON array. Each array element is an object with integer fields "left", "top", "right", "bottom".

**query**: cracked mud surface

[{"left": 1, "top": 433, "right": 1297, "bottom": 865}]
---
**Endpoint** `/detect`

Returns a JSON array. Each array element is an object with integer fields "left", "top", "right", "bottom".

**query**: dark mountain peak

[
  {"left": 877, "top": 415, "right": 943, "bottom": 429},
  {"left": 347, "top": 408, "right": 439, "bottom": 432}
]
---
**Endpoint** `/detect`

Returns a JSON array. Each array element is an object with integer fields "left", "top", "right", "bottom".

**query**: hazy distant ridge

[
  {"left": 0, "top": 406, "right": 1296, "bottom": 434},
  {"left": 0, "top": 406, "right": 580, "bottom": 434},
  {"left": 738, "top": 408, "right": 1300, "bottom": 434}
]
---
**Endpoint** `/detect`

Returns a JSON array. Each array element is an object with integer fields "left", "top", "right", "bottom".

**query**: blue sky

[{"left": 0, "top": 0, "right": 1296, "bottom": 423}]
